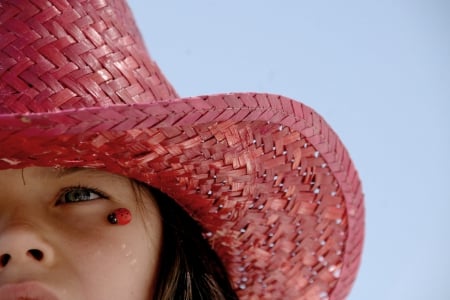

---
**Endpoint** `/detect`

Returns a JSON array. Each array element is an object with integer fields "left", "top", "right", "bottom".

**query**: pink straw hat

[{"left": 0, "top": 1, "right": 364, "bottom": 299}]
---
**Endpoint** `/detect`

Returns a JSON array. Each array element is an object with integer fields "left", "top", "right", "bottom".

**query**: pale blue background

[{"left": 128, "top": 1, "right": 450, "bottom": 299}]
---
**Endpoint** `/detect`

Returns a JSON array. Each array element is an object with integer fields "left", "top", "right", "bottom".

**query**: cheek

[{"left": 55, "top": 210, "right": 162, "bottom": 299}]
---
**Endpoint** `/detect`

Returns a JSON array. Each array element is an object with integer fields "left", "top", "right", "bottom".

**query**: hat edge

[{"left": 0, "top": 91, "right": 365, "bottom": 299}]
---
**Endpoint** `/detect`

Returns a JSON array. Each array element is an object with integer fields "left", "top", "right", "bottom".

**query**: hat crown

[{"left": 0, "top": 0, "right": 178, "bottom": 114}]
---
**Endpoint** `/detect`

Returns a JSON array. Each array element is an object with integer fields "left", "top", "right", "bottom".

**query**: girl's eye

[{"left": 57, "top": 187, "right": 105, "bottom": 204}]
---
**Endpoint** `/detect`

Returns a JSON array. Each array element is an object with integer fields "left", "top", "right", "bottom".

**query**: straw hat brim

[{"left": 0, "top": 92, "right": 364, "bottom": 300}]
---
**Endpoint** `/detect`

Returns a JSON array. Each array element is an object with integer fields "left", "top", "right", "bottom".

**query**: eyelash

[{"left": 56, "top": 185, "right": 108, "bottom": 205}]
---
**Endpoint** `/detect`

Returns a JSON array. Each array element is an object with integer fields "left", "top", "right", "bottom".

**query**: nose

[{"left": 0, "top": 227, "right": 55, "bottom": 269}]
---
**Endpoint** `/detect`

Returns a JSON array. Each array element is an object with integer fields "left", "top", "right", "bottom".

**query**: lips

[{"left": 0, "top": 282, "right": 59, "bottom": 300}]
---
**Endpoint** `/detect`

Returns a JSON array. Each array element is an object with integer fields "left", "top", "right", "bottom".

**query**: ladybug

[{"left": 107, "top": 208, "right": 132, "bottom": 225}]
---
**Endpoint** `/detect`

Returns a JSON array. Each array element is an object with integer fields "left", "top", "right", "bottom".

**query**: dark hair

[{"left": 133, "top": 183, "right": 239, "bottom": 300}]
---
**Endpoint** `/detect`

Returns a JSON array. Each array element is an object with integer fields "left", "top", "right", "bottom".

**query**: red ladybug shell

[{"left": 108, "top": 208, "right": 131, "bottom": 225}]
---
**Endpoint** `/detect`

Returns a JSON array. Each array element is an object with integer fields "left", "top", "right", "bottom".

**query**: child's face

[{"left": 0, "top": 167, "right": 162, "bottom": 299}]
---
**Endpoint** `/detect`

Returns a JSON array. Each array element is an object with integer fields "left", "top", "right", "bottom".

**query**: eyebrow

[
  {"left": 55, "top": 167, "right": 125, "bottom": 182},
  {"left": 55, "top": 167, "right": 96, "bottom": 178}
]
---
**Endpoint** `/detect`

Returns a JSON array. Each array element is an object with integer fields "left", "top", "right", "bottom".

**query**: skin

[{"left": 0, "top": 167, "right": 162, "bottom": 300}]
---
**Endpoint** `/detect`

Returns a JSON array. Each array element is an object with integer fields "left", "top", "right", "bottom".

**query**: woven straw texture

[{"left": 0, "top": 1, "right": 365, "bottom": 299}]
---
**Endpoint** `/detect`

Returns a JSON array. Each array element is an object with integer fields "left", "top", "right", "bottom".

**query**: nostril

[
  {"left": 0, "top": 250, "right": 46, "bottom": 267},
  {"left": 27, "top": 249, "right": 44, "bottom": 261},
  {"left": 1, "top": 254, "right": 11, "bottom": 267}
]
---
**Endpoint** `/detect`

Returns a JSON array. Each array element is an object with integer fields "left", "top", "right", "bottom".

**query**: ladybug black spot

[{"left": 107, "top": 213, "right": 118, "bottom": 224}]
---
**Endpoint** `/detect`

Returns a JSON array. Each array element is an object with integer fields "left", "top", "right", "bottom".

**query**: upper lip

[{"left": 0, "top": 281, "right": 59, "bottom": 300}]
